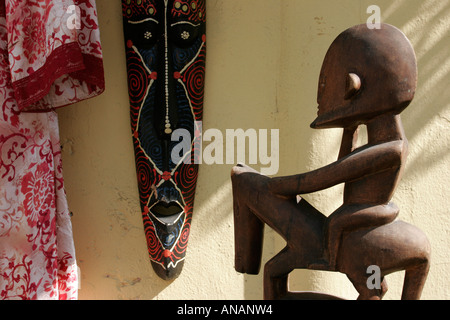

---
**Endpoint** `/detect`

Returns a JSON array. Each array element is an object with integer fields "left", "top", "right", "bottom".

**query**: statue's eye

[{"left": 318, "top": 76, "right": 326, "bottom": 93}]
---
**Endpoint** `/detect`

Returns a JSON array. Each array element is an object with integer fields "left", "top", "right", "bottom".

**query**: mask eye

[
  {"left": 125, "top": 19, "right": 159, "bottom": 48},
  {"left": 170, "top": 22, "right": 200, "bottom": 47},
  {"left": 143, "top": 31, "right": 153, "bottom": 40},
  {"left": 180, "top": 30, "right": 190, "bottom": 40}
]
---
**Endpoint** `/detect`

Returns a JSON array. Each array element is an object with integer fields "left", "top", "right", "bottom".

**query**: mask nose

[
  {"left": 153, "top": 33, "right": 179, "bottom": 139},
  {"left": 156, "top": 180, "right": 182, "bottom": 204}
]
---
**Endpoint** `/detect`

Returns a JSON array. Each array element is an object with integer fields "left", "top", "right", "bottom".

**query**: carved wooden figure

[{"left": 231, "top": 24, "right": 430, "bottom": 300}]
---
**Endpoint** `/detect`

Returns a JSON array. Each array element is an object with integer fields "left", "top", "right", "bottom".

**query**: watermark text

[
  {"left": 171, "top": 121, "right": 280, "bottom": 175},
  {"left": 366, "top": 265, "right": 382, "bottom": 290},
  {"left": 367, "top": 5, "right": 381, "bottom": 29},
  {"left": 66, "top": 5, "right": 81, "bottom": 30}
]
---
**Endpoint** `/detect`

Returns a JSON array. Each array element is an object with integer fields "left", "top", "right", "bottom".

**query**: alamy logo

[
  {"left": 366, "top": 265, "right": 382, "bottom": 290},
  {"left": 66, "top": 5, "right": 81, "bottom": 30},
  {"left": 171, "top": 121, "right": 280, "bottom": 176},
  {"left": 367, "top": 5, "right": 381, "bottom": 29}
]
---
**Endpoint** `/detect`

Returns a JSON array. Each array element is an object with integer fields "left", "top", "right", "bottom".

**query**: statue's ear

[{"left": 345, "top": 73, "right": 361, "bottom": 100}]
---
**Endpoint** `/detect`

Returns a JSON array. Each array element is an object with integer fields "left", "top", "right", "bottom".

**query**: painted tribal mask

[{"left": 122, "top": 0, "right": 206, "bottom": 280}]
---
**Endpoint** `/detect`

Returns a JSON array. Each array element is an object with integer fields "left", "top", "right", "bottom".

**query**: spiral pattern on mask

[
  {"left": 174, "top": 220, "right": 191, "bottom": 255},
  {"left": 135, "top": 153, "right": 157, "bottom": 204},
  {"left": 173, "top": 47, "right": 190, "bottom": 68},
  {"left": 176, "top": 163, "right": 197, "bottom": 192},
  {"left": 126, "top": 51, "right": 149, "bottom": 106},
  {"left": 183, "top": 49, "right": 205, "bottom": 120},
  {"left": 172, "top": 163, "right": 197, "bottom": 207}
]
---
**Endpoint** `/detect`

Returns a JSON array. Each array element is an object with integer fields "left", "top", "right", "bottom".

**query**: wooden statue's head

[{"left": 311, "top": 23, "right": 417, "bottom": 129}]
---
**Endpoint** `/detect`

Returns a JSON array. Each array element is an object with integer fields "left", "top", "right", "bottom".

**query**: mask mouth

[
  {"left": 150, "top": 201, "right": 184, "bottom": 224},
  {"left": 148, "top": 201, "right": 186, "bottom": 253},
  {"left": 151, "top": 202, "right": 183, "bottom": 216}
]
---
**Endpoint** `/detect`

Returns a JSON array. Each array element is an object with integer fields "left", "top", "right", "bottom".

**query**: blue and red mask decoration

[{"left": 122, "top": 0, "right": 206, "bottom": 280}]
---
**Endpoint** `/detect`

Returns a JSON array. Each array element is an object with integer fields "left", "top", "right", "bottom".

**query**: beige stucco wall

[{"left": 57, "top": 0, "right": 450, "bottom": 299}]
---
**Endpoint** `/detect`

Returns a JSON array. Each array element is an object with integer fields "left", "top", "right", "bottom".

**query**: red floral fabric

[{"left": 0, "top": 0, "right": 104, "bottom": 299}]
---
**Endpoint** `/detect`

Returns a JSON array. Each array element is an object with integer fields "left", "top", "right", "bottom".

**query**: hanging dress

[{"left": 0, "top": 0, "right": 104, "bottom": 300}]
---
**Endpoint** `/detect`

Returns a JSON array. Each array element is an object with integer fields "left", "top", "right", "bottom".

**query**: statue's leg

[
  {"left": 380, "top": 278, "right": 388, "bottom": 299},
  {"left": 347, "top": 274, "right": 387, "bottom": 300},
  {"left": 231, "top": 164, "right": 324, "bottom": 239},
  {"left": 326, "top": 203, "right": 399, "bottom": 270},
  {"left": 341, "top": 220, "right": 431, "bottom": 300},
  {"left": 231, "top": 165, "right": 266, "bottom": 274},
  {"left": 231, "top": 164, "right": 326, "bottom": 273},
  {"left": 264, "top": 246, "right": 293, "bottom": 300},
  {"left": 232, "top": 189, "right": 264, "bottom": 274},
  {"left": 401, "top": 261, "right": 430, "bottom": 300}
]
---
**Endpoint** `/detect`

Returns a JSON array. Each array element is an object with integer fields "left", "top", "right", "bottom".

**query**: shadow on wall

[{"left": 384, "top": 0, "right": 450, "bottom": 175}]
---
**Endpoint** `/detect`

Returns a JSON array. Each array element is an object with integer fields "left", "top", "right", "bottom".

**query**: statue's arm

[
  {"left": 338, "top": 126, "right": 359, "bottom": 160},
  {"left": 268, "top": 140, "right": 404, "bottom": 197}
]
